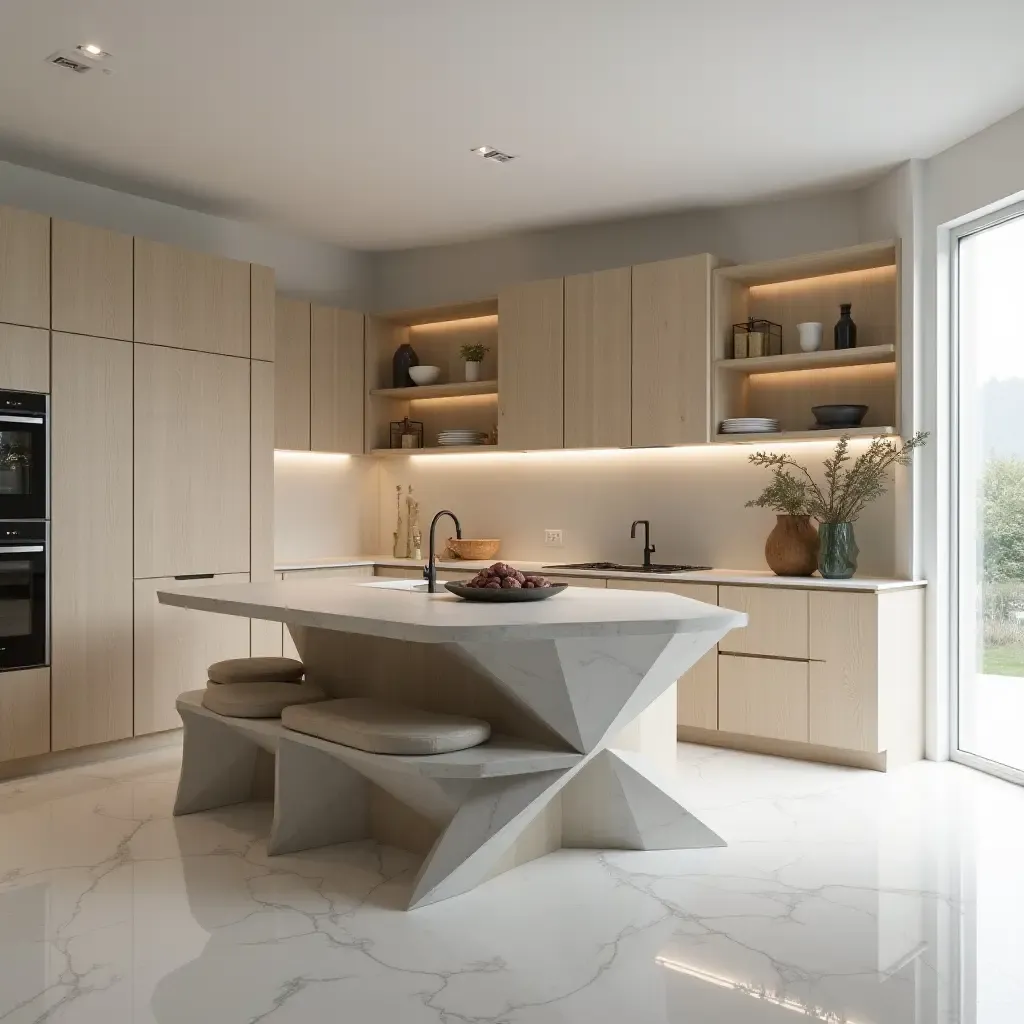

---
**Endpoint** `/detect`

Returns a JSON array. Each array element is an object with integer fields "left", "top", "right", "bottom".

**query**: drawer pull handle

[{"left": 174, "top": 573, "right": 215, "bottom": 581}]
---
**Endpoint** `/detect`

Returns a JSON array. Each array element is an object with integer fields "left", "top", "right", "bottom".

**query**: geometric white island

[{"left": 159, "top": 577, "right": 746, "bottom": 908}]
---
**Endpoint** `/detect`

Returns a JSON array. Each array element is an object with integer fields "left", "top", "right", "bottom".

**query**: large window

[{"left": 955, "top": 206, "right": 1024, "bottom": 779}]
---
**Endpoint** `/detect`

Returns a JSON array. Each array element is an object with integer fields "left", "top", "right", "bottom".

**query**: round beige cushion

[
  {"left": 202, "top": 681, "right": 326, "bottom": 719},
  {"left": 282, "top": 698, "right": 491, "bottom": 755},
  {"left": 208, "top": 656, "right": 304, "bottom": 685}
]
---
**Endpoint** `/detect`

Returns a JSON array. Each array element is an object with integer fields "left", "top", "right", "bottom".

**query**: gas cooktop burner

[{"left": 543, "top": 562, "right": 712, "bottom": 574}]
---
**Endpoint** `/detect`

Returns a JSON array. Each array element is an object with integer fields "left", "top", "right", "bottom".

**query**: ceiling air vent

[
  {"left": 46, "top": 51, "right": 92, "bottom": 73},
  {"left": 472, "top": 146, "right": 516, "bottom": 163}
]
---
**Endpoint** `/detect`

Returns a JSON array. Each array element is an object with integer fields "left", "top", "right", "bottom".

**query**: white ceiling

[{"left": 2, "top": 0, "right": 1024, "bottom": 250}]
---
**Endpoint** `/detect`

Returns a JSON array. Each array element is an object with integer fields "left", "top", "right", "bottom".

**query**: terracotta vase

[{"left": 764, "top": 514, "right": 819, "bottom": 577}]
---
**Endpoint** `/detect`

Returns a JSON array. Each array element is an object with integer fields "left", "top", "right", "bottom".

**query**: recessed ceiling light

[
  {"left": 471, "top": 145, "right": 516, "bottom": 163},
  {"left": 76, "top": 43, "right": 110, "bottom": 59}
]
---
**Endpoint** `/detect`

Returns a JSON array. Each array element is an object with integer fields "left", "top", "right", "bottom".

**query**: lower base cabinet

[
  {"left": 0, "top": 668, "right": 50, "bottom": 762},
  {"left": 133, "top": 575, "right": 251, "bottom": 736},
  {"left": 718, "top": 654, "right": 809, "bottom": 742}
]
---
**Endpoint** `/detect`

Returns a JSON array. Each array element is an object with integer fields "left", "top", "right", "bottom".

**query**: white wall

[
  {"left": 0, "top": 160, "right": 371, "bottom": 307},
  {"left": 376, "top": 443, "right": 897, "bottom": 577},
  {"left": 370, "top": 190, "right": 864, "bottom": 311},
  {"left": 273, "top": 453, "right": 379, "bottom": 565}
]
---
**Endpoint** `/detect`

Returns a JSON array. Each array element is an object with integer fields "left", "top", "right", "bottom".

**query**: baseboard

[
  {"left": 676, "top": 726, "right": 893, "bottom": 772},
  {"left": 0, "top": 730, "right": 183, "bottom": 783}
]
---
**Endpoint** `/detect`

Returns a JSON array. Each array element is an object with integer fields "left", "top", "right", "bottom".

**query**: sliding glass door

[{"left": 954, "top": 204, "right": 1024, "bottom": 780}]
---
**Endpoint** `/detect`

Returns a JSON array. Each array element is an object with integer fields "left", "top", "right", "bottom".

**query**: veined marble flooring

[{"left": 0, "top": 742, "right": 1020, "bottom": 1023}]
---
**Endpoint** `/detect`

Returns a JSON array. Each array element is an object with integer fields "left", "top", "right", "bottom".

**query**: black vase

[
  {"left": 834, "top": 304, "right": 857, "bottom": 350},
  {"left": 392, "top": 342, "right": 419, "bottom": 388}
]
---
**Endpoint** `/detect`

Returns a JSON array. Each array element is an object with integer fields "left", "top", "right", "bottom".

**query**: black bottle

[
  {"left": 834, "top": 304, "right": 857, "bottom": 350},
  {"left": 392, "top": 342, "right": 419, "bottom": 387}
]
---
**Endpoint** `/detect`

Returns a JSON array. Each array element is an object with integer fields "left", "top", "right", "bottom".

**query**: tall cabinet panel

[
  {"left": 0, "top": 205, "right": 49, "bottom": 328},
  {"left": 564, "top": 267, "right": 632, "bottom": 448},
  {"left": 250, "top": 358, "right": 282, "bottom": 656},
  {"left": 134, "top": 238, "right": 250, "bottom": 356},
  {"left": 250, "top": 264, "right": 276, "bottom": 361},
  {"left": 51, "top": 333, "right": 134, "bottom": 751},
  {"left": 51, "top": 220, "right": 133, "bottom": 340},
  {"left": 134, "top": 345, "right": 251, "bottom": 578},
  {"left": 274, "top": 296, "right": 311, "bottom": 450},
  {"left": 310, "top": 305, "right": 364, "bottom": 453},
  {"left": 631, "top": 254, "right": 714, "bottom": 446},
  {"left": 498, "top": 278, "right": 564, "bottom": 451}
]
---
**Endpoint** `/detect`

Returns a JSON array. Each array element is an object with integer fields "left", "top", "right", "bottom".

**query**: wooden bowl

[{"left": 445, "top": 538, "right": 501, "bottom": 560}]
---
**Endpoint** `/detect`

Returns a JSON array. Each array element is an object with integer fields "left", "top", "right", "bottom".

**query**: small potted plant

[
  {"left": 746, "top": 432, "right": 928, "bottom": 579},
  {"left": 460, "top": 343, "right": 489, "bottom": 382}
]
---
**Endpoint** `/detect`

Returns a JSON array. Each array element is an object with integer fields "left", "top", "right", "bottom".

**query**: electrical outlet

[{"left": 544, "top": 529, "right": 564, "bottom": 547}]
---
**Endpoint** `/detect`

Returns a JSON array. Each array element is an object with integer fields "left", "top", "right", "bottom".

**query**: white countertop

[
  {"left": 275, "top": 555, "right": 926, "bottom": 593},
  {"left": 158, "top": 577, "right": 744, "bottom": 644}
]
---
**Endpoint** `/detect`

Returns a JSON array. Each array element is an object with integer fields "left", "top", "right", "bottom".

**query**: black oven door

[
  {"left": 0, "top": 525, "right": 47, "bottom": 670},
  {"left": 0, "top": 392, "right": 47, "bottom": 521}
]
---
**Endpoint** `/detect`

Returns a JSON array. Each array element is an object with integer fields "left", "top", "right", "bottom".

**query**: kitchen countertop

[
  {"left": 275, "top": 555, "right": 926, "bottom": 593},
  {"left": 159, "top": 576, "right": 744, "bottom": 645}
]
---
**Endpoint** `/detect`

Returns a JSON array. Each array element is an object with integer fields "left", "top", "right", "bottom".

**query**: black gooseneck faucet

[
  {"left": 425, "top": 510, "right": 462, "bottom": 593},
  {"left": 630, "top": 519, "right": 656, "bottom": 570}
]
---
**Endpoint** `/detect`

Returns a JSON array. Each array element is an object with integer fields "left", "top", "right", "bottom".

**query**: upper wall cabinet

[
  {"left": 631, "top": 254, "right": 715, "bottom": 446},
  {"left": 51, "top": 220, "right": 134, "bottom": 341},
  {"left": 274, "top": 296, "right": 311, "bottom": 450},
  {"left": 134, "top": 344, "right": 251, "bottom": 578},
  {"left": 311, "top": 305, "right": 364, "bottom": 453},
  {"left": 250, "top": 264, "right": 276, "bottom": 361},
  {"left": 564, "top": 267, "right": 632, "bottom": 448},
  {"left": 498, "top": 278, "right": 564, "bottom": 451},
  {"left": 135, "top": 238, "right": 250, "bottom": 357},
  {"left": 0, "top": 205, "right": 49, "bottom": 329}
]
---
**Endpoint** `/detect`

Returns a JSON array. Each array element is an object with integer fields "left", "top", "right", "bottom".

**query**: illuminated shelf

[
  {"left": 714, "top": 345, "right": 895, "bottom": 375},
  {"left": 369, "top": 380, "right": 498, "bottom": 400},
  {"left": 713, "top": 426, "right": 896, "bottom": 445},
  {"left": 371, "top": 445, "right": 499, "bottom": 457}
]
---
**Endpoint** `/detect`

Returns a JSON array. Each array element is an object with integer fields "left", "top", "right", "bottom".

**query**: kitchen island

[{"left": 160, "top": 577, "right": 744, "bottom": 908}]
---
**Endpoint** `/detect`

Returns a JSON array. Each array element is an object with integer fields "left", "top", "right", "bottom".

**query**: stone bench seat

[{"left": 201, "top": 681, "right": 326, "bottom": 719}]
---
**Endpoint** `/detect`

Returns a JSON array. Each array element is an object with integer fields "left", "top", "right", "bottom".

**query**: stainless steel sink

[{"left": 543, "top": 562, "right": 712, "bottom": 574}]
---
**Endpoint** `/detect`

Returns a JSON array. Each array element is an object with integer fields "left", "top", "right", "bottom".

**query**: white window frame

[{"left": 949, "top": 198, "right": 1024, "bottom": 786}]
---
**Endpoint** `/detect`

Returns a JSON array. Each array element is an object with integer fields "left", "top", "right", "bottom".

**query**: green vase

[{"left": 818, "top": 522, "right": 859, "bottom": 579}]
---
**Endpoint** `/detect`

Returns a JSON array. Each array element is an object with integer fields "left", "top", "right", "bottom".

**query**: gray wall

[
  {"left": 0, "top": 160, "right": 372, "bottom": 308},
  {"left": 369, "top": 189, "right": 874, "bottom": 311}
]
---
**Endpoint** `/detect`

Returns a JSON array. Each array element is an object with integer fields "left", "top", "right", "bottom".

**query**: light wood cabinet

[
  {"left": 564, "top": 268, "right": 632, "bottom": 448},
  {"left": 498, "top": 278, "right": 564, "bottom": 451},
  {"left": 51, "top": 334, "right": 135, "bottom": 751},
  {"left": 250, "top": 264, "right": 276, "bottom": 361},
  {"left": 250, "top": 359, "right": 275, "bottom": 582},
  {"left": 274, "top": 296, "right": 311, "bottom": 450},
  {"left": 373, "top": 565, "right": 424, "bottom": 580},
  {"left": 0, "top": 325, "right": 49, "bottom": 393},
  {"left": 134, "top": 574, "right": 252, "bottom": 735},
  {"left": 719, "top": 654, "right": 809, "bottom": 742},
  {"left": 543, "top": 574, "right": 606, "bottom": 588},
  {"left": 0, "top": 205, "right": 49, "bottom": 329},
  {"left": 809, "top": 590, "right": 879, "bottom": 751},
  {"left": 0, "top": 668, "right": 50, "bottom": 761},
  {"left": 134, "top": 345, "right": 251, "bottom": 578},
  {"left": 631, "top": 254, "right": 714, "bottom": 446},
  {"left": 718, "top": 585, "right": 808, "bottom": 659},
  {"left": 311, "top": 305, "right": 364, "bottom": 453},
  {"left": 51, "top": 220, "right": 133, "bottom": 340},
  {"left": 134, "top": 238, "right": 250, "bottom": 356},
  {"left": 611, "top": 579, "right": 720, "bottom": 728}
]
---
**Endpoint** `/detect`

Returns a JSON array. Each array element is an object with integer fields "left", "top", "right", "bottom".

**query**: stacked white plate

[
  {"left": 437, "top": 430, "right": 490, "bottom": 447},
  {"left": 719, "top": 417, "right": 780, "bottom": 435}
]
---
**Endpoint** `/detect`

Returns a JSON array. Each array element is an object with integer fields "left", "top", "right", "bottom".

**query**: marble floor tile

[{"left": 1, "top": 742, "right": 1020, "bottom": 1022}]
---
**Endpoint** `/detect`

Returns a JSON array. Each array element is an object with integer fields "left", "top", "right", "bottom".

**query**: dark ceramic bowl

[
  {"left": 811, "top": 404, "right": 869, "bottom": 428},
  {"left": 444, "top": 583, "right": 569, "bottom": 602}
]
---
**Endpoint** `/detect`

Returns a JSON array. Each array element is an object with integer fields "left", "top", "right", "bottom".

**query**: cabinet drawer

[
  {"left": 283, "top": 566, "right": 373, "bottom": 580},
  {"left": 0, "top": 668, "right": 50, "bottom": 762},
  {"left": 718, "top": 586, "right": 808, "bottom": 659},
  {"left": 544, "top": 574, "right": 605, "bottom": 588},
  {"left": 718, "top": 654, "right": 809, "bottom": 742},
  {"left": 134, "top": 574, "right": 251, "bottom": 736},
  {"left": 374, "top": 565, "right": 424, "bottom": 579}
]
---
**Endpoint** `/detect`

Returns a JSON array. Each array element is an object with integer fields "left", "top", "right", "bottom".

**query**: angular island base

[{"left": 163, "top": 579, "right": 744, "bottom": 909}]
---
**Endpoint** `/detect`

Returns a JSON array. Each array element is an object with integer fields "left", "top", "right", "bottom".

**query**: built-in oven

[
  {"left": 0, "top": 390, "right": 47, "bottom": 522},
  {"left": 0, "top": 521, "right": 47, "bottom": 670}
]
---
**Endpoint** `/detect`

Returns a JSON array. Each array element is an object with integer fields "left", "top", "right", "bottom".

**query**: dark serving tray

[{"left": 444, "top": 583, "right": 569, "bottom": 602}]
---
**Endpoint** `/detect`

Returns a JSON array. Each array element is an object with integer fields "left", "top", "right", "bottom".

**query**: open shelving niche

[
  {"left": 365, "top": 299, "right": 500, "bottom": 455},
  {"left": 711, "top": 240, "right": 901, "bottom": 444}
]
